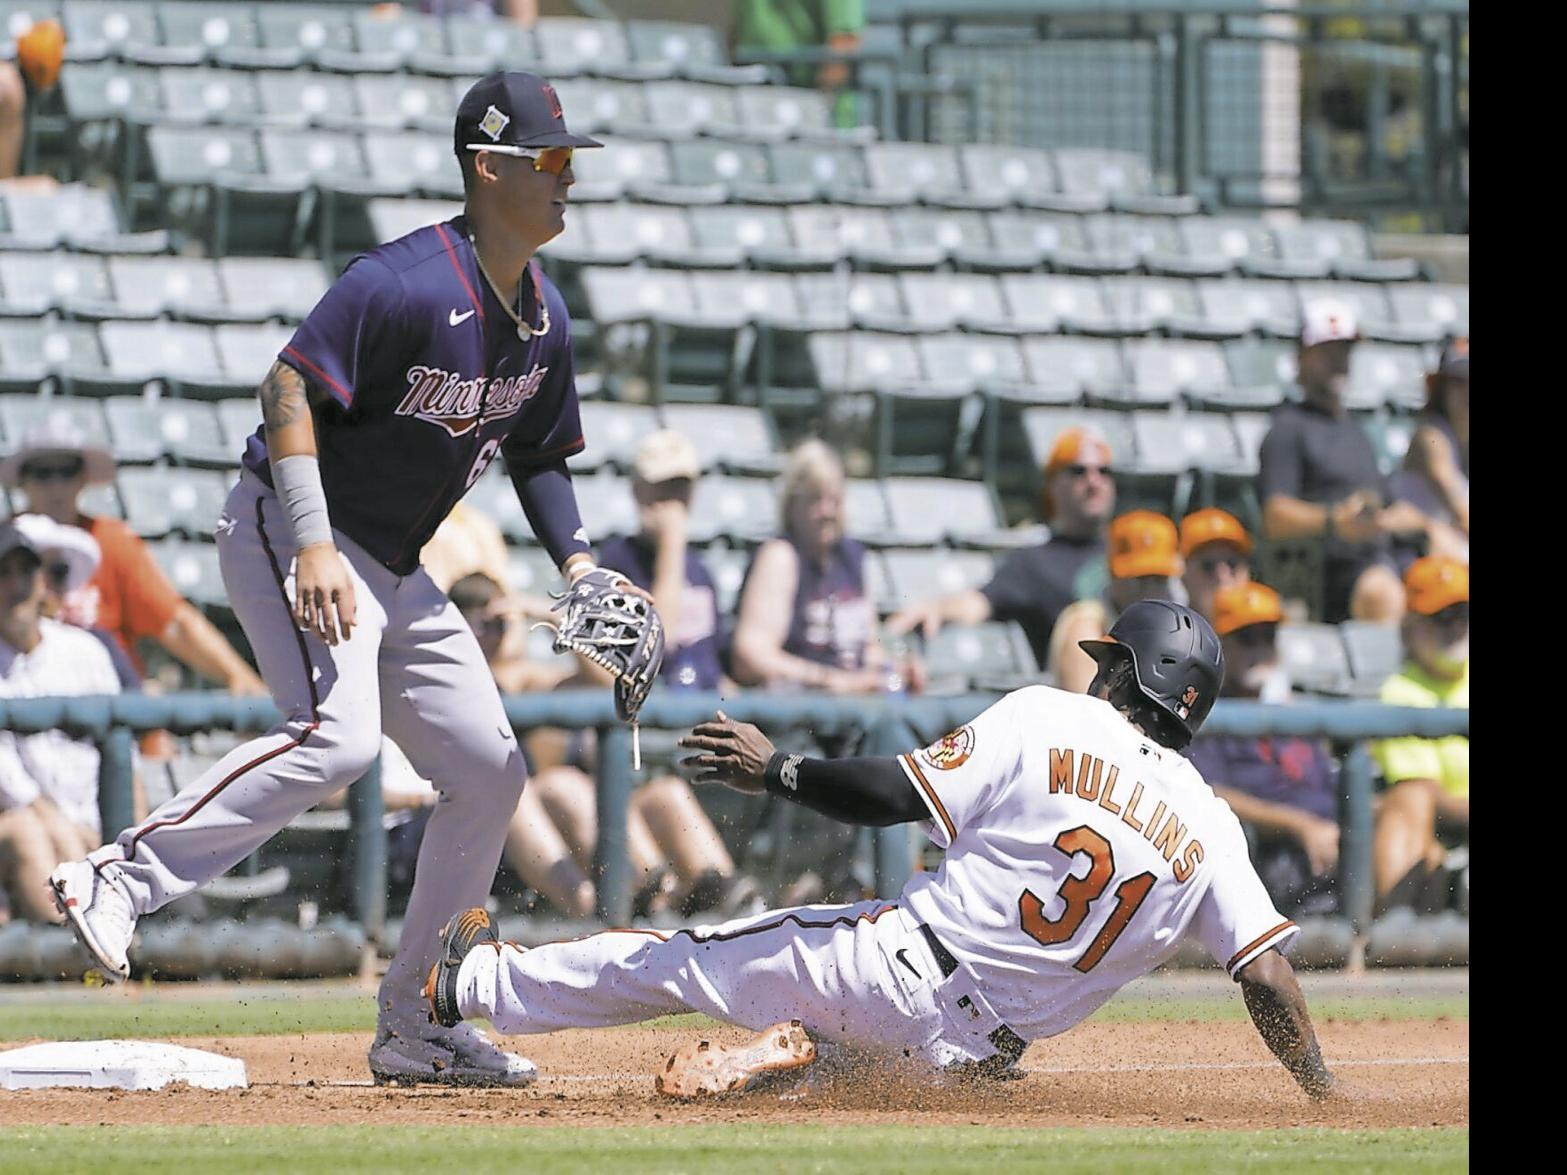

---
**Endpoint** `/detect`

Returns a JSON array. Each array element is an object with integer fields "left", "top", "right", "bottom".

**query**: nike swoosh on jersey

[
  {"left": 894, "top": 948, "right": 921, "bottom": 979},
  {"left": 449, "top": 308, "right": 476, "bottom": 326}
]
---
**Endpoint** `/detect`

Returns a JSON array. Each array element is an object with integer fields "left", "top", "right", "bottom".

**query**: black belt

[{"left": 916, "top": 923, "right": 1028, "bottom": 1076}]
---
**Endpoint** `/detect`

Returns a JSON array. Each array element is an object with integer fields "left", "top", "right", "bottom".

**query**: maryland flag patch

[{"left": 919, "top": 725, "right": 975, "bottom": 771}]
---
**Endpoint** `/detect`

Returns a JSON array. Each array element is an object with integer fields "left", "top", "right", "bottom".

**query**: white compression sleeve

[{"left": 271, "top": 454, "right": 334, "bottom": 550}]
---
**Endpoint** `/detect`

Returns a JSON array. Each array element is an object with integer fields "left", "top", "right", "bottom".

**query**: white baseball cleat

[
  {"left": 369, "top": 1020, "right": 538, "bottom": 1088},
  {"left": 48, "top": 859, "right": 136, "bottom": 982}
]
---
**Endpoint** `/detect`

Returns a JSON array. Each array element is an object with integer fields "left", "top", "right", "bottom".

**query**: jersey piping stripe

[
  {"left": 595, "top": 904, "right": 900, "bottom": 946},
  {"left": 123, "top": 497, "right": 321, "bottom": 858},
  {"left": 434, "top": 223, "right": 485, "bottom": 327},
  {"left": 1225, "top": 920, "right": 1297, "bottom": 975},
  {"left": 899, "top": 753, "right": 956, "bottom": 843},
  {"left": 506, "top": 435, "right": 587, "bottom": 469},
  {"left": 280, "top": 345, "right": 352, "bottom": 407}
]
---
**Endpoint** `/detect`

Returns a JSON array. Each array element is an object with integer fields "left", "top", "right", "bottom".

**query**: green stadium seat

[
  {"left": 145, "top": 124, "right": 304, "bottom": 256},
  {"left": 148, "top": 538, "right": 226, "bottom": 609},
  {"left": 863, "top": 142, "right": 975, "bottom": 206},
  {"left": 697, "top": 543, "right": 748, "bottom": 618},
  {"left": 0, "top": 394, "right": 109, "bottom": 452},
  {"left": 789, "top": 271, "right": 898, "bottom": 331},
  {"left": 1180, "top": 215, "right": 1296, "bottom": 279},
  {"left": 553, "top": 470, "right": 637, "bottom": 541},
  {"left": 1101, "top": 276, "right": 1215, "bottom": 338},
  {"left": 1346, "top": 342, "right": 1428, "bottom": 412},
  {"left": 1340, "top": 619, "right": 1403, "bottom": 692},
  {"left": 213, "top": 321, "right": 291, "bottom": 390},
  {"left": 367, "top": 197, "right": 460, "bottom": 245},
  {"left": 569, "top": 400, "right": 659, "bottom": 473},
  {"left": 999, "top": 274, "right": 1118, "bottom": 334},
  {"left": 427, "top": 15, "right": 539, "bottom": 77},
  {"left": 549, "top": 77, "right": 654, "bottom": 138},
  {"left": 155, "top": 2, "right": 263, "bottom": 68},
  {"left": 62, "top": 0, "right": 166, "bottom": 64},
  {"left": 807, "top": 330, "right": 919, "bottom": 395},
  {"left": 1128, "top": 411, "right": 1245, "bottom": 479},
  {"left": 687, "top": 473, "right": 777, "bottom": 544},
  {"left": 1272, "top": 219, "right": 1421, "bottom": 283},
  {"left": 661, "top": 403, "right": 781, "bottom": 476},
  {"left": 959, "top": 144, "right": 1078, "bottom": 212},
  {"left": 1388, "top": 283, "right": 1468, "bottom": 339},
  {"left": 97, "top": 319, "right": 228, "bottom": 391},
  {"left": 1229, "top": 411, "right": 1270, "bottom": 476},
  {"left": 881, "top": 476, "right": 1005, "bottom": 547},
  {"left": 1, "top": 181, "right": 140, "bottom": 250},
  {"left": 566, "top": 136, "right": 673, "bottom": 204},
  {"left": 666, "top": 138, "right": 772, "bottom": 202},
  {"left": 734, "top": 84, "right": 843, "bottom": 141},
  {"left": 105, "top": 396, "right": 227, "bottom": 465},
  {"left": 1085, "top": 213, "right": 1200, "bottom": 277},
  {"left": 766, "top": 140, "right": 870, "bottom": 203},
  {"left": 321, "top": 9, "right": 446, "bottom": 74},
  {"left": 628, "top": 20, "right": 762, "bottom": 85},
  {"left": 917, "top": 332, "right": 1026, "bottom": 393},
  {"left": 361, "top": 130, "right": 454, "bottom": 201},
  {"left": 216, "top": 257, "right": 329, "bottom": 323},
  {"left": 1052, "top": 148, "right": 1196, "bottom": 216},
  {"left": 254, "top": 4, "right": 356, "bottom": 70},
  {"left": 58, "top": 58, "right": 161, "bottom": 124},
  {"left": 0, "top": 320, "right": 105, "bottom": 390},
  {"left": 1197, "top": 277, "right": 1300, "bottom": 339},
  {"left": 351, "top": 73, "right": 454, "bottom": 133},
  {"left": 156, "top": 65, "right": 263, "bottom": 125},
  {"left": 642, "top": 80, "right": 742, "bottom": 137},
  {"left": 216, "top": 395, "right": 261, "bottom": 454},
  {"left": 105, "top": 254, "right": 226, "bottom": 320},
  {"left": 573, "top": 204, "right": 697, "bottom": 266},
  {"left": 896, "top": 272, "right": 1007, "bottom": 332},
  {"left": 688, "top": 206, "right": 796, "bottom": 267},
  {"left": 254, "top": 68, "right": 356, "bottom": 129},
  {"left": 982, "top": 209, "right": 1097, "bottom": 273},
  {"left": 891, "top": 206, "right": 996, "bottom": 267},
  {"left": 1018, "top": 336, "right": 1124, "bottom": 403},
  {"left": 117, "top": 465, "right": 230, "bottom": 538},
  {"left": 1118, "top": 339, "right": 1231, "bottom": 408},
  {"left": 0, "top": 251, "right": 114, "bottom": 317},
  {"left": 881, "top": 548, "right": 995, "bottom": 613},
  {"left": 920, "top": 620, "right": 1039, "bottom": 692},
  {"left": 534, "top": 17, "right": 650, "bottom": 80}
]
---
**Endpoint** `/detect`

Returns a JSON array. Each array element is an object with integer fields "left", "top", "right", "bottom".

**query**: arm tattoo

[
  {"left": 259, "top": 361, "right": 310, "bottom": 432},
  {"left": 1241, "top": 973, "right": 1333, "bottom": 1099}
]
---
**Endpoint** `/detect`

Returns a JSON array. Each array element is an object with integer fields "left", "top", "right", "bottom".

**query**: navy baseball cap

[{"left": 454, "top": 72, "right": 602, "bottom": 156}]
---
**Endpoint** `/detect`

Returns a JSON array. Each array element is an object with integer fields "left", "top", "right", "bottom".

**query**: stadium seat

[
  {"left": 1016, "top": 336, "right": 1124, "bottom": 403},
  {"left": 0, "top": 394, "right": 109, "bottom": 453},
  {"left": 1210, "top": 338, "right": 1293, "bottom": 411},
  {"left": 864, "top": 142, "right": 971, "bottom": 206},
  {"left": 666, "top": 138, "right": 774, "bottom": 202},
  {"left": 687, "top": 473, "right": 777, "bottom": 544},
  {"left": 254, "top": 4, "right": 357, "bottom": 70},
  {"left": 1100, "top": 276, "right": 1215, "bottom": 337},
  {"left": 1052, "top": 149, "right": 1197, "bottom": 215},
  {"left": 430, "top": 16, "right": 539, "bottom": 77},
  {"left": 550, "top": 77, "right": 654, "bottom": 138},
  {"left": 325, "top": 9, "right": 446, "bottom": 74},
  {"left": 1346, "top": 342, "right": 1428, "bottom": 412},
  {"left": 698, "top": 543, "right": 750, "bottom": 618},
  {"left": 1118, "top": 339, "right": 1231, "bottom": 407},
  {"left": 1388, "top": 283, "right": 1469, "bottom": 340},
  {"left": 0, "top": 251, "right": 114, "bottom": 318},
  {"left": 1197, "top": 277, "right": 1300, "bottom": 339},
  {"left": 506, "top": 544, "right": 564, "bottom": 599},
  {"left": 154, "top": 2, "right": 263, "bottom": 67},
  {"left": 890, "top": 207, "right": 1003, "bottom": 269},
  {"left": 368, "top": 197, "right": 460, "bottom": 246},
  {"left": 57, "top": 59, "right": 162, "bottom": 137},
  {"left": 958, "top": 144, "right": 1069, "bottom": 211},
  {"left": 1179, "top": 215, "right": 1294, "bottom": 278},
  {"left": 534, "top": 17, "right": 654, "bottom": 80},
  {"left": 766, "top": 140, "right": 871, "bottom": 203},
  {"left": 1128, "top": 411, "right": 1247, "bottom": 479},
  {"left": 105, "top": 396, "right": 228, "bottom": 466},
  {"left": 117, "top": 465, "right": 230, "bottom": 538},
  {"left": 1276, "top": 622, "right": 1352, "bottom": 695},
  {"left": 895, "top": 272, "right": 1007, "bottom": 332},
  {"left": 573, "top": 204, "right": 697, "bottom": 266},
  {"left": 690, "top": 269, "right": 801, "bottom": 329},
  {"left": 215, "top": 257, "right": 329, "bottom": 323},
  {"left": 792, "top": 271, "right": 903, "bottom": 332},
  {"left": 661, "top": 403, "right": 781, "bottom": 475},
  {"left": 1360, "top": 414, "right": 1417, "bottom": 477},
  {"left": 1340, "top": 620, "right": 1404, "bottom": 693},
  {"left": 145, "top": 124, "right": 304, "bottom": 256},
  {"left": 97, "top": 319, "right": 229, "bottom": 391},
  {"left": 216, "top": 396, "right": 261, "bottom": 454},
  {"left": 148, "top": 538, "right": 226, "bottom": 609},
  {"left": 0, "top": 182, "right": 147, "bottom": 251},
  {"left": 807, "top": 331, "right": 919, "bottom": 395},
  {"left": 570, "top": 400, "right": 659, "bottom": 473},
  {"left": 558, "top": 469, "right": 638, "bottom": 541},
  {"left": 881, "top": 477, "right": 1004, "bottom": 546},
  {"left": 734, "top": 85, "right": 841, "bottom": 141},
  {"left": 1229, "top": 411, "right": 1271, "bottom": 477},
  {"left": 983, "top": 209, "right": 1094, "bottom": 272},
  {"left": 844, "top": 477, "right": 892, "bottom": 544},
  {"left": 1272, "top": 219, "right": 1421, "bottom": 282},
  {"left": 581, "top": 265, "right": 696, "bottom": 325},
  {"left": 642, "top": 80, "right": 741, "bottom": 136},
  {"left": 156, "top": 65, "right": 263, "bottom": 126},
  {"left": 916, "top": 333, "right": 1026, "bottom": 393},
  {"left": 105, "top": 255, "right": 226, "bottom": 320},
  {"left": 62, "top": 0, "right": 165, "bottom": 64},
  {"left": 352, "top": 73, "right": 453, "bottom": 133},
  {"left": 253, "top": 68, "right": 357, "bottom": 130},
  {"left": 999, "top": 274, "right": 1118, "bottom": 334},
  {"left": 566, "top": 136, "right": 674, "bottom": 204},
  {"left": 881, "top": 547, "right": 995, "bottom": 611},
  {"left": 628, "top": 21, "right": 762, "bottom": 85},
  {"left": 1019, "top": 406, "right": 1136, "bottom": 477},
  {"left": 0, "top": 320, "right": 106, "bottom": 391},
  {"left": 920, "top": 620, "right": 1039, "bottom": 692},
  {"left": 1083, "top": 213, "right": 1192, "bottom": 276},
  {"left": 214, "top": 322, "right": 291, "bottom": 388}
]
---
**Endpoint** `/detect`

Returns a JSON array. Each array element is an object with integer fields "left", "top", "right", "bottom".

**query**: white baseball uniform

[{"left": 456, "top": 686, "right": 1297, "bottom": 1068}]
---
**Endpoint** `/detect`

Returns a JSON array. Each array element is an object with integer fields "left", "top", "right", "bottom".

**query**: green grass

[
  {"left": 1, "top": 1125, "right": 1469, "bottom": 1174},
  {"left": 0, "top": 987, "right": 1465, "bottom": 1043}
]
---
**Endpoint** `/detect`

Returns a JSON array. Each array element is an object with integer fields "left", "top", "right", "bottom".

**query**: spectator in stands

[
  {"left": 734, "top": 0, "right": 865, "bottom": 128},
  {"left": 1392, "top": 337, "right": 1469, "bottom": 561},
  {"left": 0, "top": 520, "right": 123, "bottom": 924},
  {"left": 1048, "top": 510, "right": 1179, "bottom": 694},
  {"left": 1180, "top": 508, "right": 1253, "bottom": 625},
  {"left": 734, "top": 438, "right": 911, "bottom": 694},
  {"left": 2, "top": 18, "right": 64, "bottom": 181},
  {"left": 1372, "top": 556, "right": 1469, "bottom": 913},
  {"left": 1258, "top": 299, "right": 1438, "bottom": 624},
  {"left": 889, "top": 425, "right": 1114, "bottom": 669},
  {"left": 1189, "top": 582, "right": 1341, "bottom": 916},
  {"left": 0, "top": 419, "right": 266, "bottom": 698}
]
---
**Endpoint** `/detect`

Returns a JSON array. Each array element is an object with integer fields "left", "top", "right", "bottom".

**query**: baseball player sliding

[
  {"left": 48, "top": 72, "right": 662, "bottom": 1087},
  {"left": 425, "top": 601, "right": 1345, "bottom": 1100}
]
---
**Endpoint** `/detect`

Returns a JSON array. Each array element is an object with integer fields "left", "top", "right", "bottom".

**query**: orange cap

[
  {"left": 1039, "top": 426, "right": 1113, "bottom": 521},
  {"left": 1108, "top": 510, "right": 1179, "bottom": 579},
  {"left": 1180, "top": 508, "right": 1253, "bottom": 559},
  {"left": 1404, "top": 556, "right": 1468, "bottom": 616},
  {"left": 1213, "top": 582, "right": 1283, "bottom": 637},
  {"left": 16, "top": 19, "right": 65, "bottom": 92}
]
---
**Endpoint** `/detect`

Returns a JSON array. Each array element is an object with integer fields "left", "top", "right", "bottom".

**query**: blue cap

[{"left": 453, "top": 71, "right": 603, "bottom": 155}]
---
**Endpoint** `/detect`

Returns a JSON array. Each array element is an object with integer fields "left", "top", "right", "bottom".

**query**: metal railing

[{"left": 2, "top": 690, "right": 1466, "bottom": 955}]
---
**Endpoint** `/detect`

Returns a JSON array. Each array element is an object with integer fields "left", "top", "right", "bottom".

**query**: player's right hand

[{"left": 293, "top": 543, "right": 356, "bottom": 646}]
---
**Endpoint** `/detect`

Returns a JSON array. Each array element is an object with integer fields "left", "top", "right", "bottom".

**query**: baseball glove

[{"left": 539, "top": 568, "right": 665, "bottom": 725}]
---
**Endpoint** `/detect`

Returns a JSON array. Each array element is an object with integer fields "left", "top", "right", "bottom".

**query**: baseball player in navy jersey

[
  {"left": 48, "top": 72, "right": 640, "bottom": 1087},
  {"left": 422, "top": 602, "right": 1350, "bottom": 1102}
]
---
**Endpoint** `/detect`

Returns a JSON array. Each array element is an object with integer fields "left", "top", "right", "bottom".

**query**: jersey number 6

[
  {"left": 464, "top": 438, "right": 501, "bottom": 491},
  {"left": 1018, "top": 826, "right": 1156, "bottom": 974}
]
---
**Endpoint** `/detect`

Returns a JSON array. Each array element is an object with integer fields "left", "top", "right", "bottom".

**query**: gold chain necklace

[{"left": 468, "top": 233, "right": 551, "bottom": 340}]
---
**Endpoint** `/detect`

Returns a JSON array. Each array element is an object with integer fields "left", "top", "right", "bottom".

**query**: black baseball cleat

[{"left": 423, "top": 907, "right": 498, "bottom": 1029}]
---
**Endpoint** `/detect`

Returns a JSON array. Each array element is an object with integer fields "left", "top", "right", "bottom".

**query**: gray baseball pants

[{"left": 90, "top": 470, "right": 528, "bottom": 1023}]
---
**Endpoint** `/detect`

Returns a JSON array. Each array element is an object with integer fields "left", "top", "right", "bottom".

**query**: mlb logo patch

[{"left": 479, "top": 104, "right": 510, "bottom": 142}]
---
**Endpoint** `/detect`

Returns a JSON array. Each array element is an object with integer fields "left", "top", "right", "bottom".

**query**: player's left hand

[{"left": 679, "top": 710, "right": 774, "bottom": 793}]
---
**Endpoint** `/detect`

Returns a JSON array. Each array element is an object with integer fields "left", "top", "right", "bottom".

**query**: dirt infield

[{"left": 0, "top": 1017, "right": 1466, "bottom": 1132}]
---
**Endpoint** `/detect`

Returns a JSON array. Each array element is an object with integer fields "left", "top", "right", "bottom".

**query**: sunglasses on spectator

[
  {"left": 1064, "top": 464, "right": 1110, "bottom": 479},
  {"left": 20, "top": 458, "right": 85, "bottom": 482},
  {"left": 464, "top": 144, "right": 574, "bottom": 175},
  {"left": 1428, "top": 604, "right": 1470, "bottom": 628}
]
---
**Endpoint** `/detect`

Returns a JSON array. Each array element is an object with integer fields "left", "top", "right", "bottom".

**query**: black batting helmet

[{"left": 1079, "top": 600, "right": 1225, "bottom": 749}]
